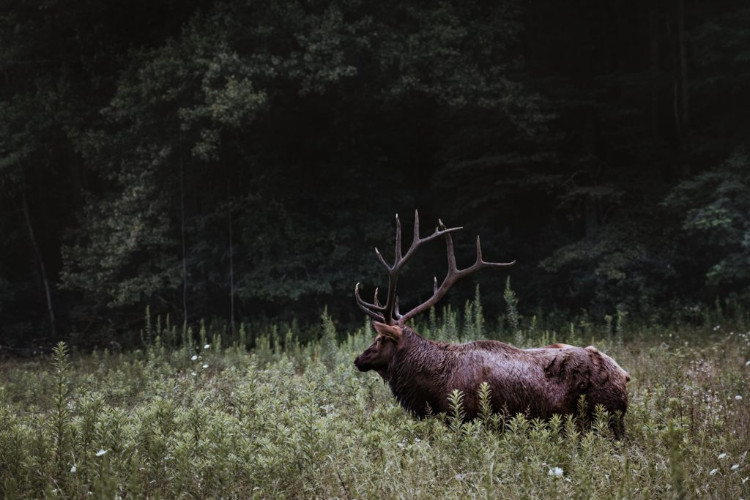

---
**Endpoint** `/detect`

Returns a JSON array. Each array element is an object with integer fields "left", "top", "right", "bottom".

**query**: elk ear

[{"left": 372, "top": 321, "right": 403, "bottom": 341}]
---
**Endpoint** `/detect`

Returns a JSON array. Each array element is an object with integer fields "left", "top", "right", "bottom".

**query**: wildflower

[
  {"left": 731, "top": 464, "right": 740, "bottom": 471},
  {"left": 191, "top": 355, "right": 198, "bottom": 361},
  {"left": 70, "top": 465, "right": 77, "bottom": 473},
  {"left": 709, "top": 468, "right": 719, "bottom": 476},
  {"left": 204, "top": 344, "right": 210, "bottom": 350},
  {"left": 548, "top": 467, "right": 564, "bottom": 477},
  {"left": 746, "top": 360, "right": 750, "bottom": 366},
  {"left": 713, "top": 325, "right": 721, "bottom": 331},
  {"left": 736, "top": 395, "right": 743, "bottom": 400},
  {"left": 718, "top": 453, "right": 727, "bottom": 459},
  {"left": 202, "top": 363, "right": 209, "bottom": 369},
  {"left": 191, "top": 371, "right": 197, "bottom": 376},
  {"left": 95, "top": 449, "right": 107, "bottom": 457}
]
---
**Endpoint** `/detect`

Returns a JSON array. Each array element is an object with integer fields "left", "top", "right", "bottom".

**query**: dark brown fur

[{"left": 355, "top": 323, "right": 630, "bottom": 432}]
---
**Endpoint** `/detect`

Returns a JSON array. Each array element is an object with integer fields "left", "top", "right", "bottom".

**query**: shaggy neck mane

[{"left": 384, "top": 326, "right": 471, "bottom": 417}]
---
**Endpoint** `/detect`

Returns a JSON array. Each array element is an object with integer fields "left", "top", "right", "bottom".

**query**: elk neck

[{"left": 385, "top": 325, "right": 452, "bottom": 416}]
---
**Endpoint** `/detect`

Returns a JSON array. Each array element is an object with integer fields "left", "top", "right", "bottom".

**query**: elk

[{"left": 354, "top": 211, "right": 630, "bottom": 433}]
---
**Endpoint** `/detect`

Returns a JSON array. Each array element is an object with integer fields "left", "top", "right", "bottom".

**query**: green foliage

[
  {"left": 2, "top": 0, "right": 750, "bottom": 343},
  {"left": 664, "top": 153, "right": 750, "bottom": 297},
  {"left": 504, "top": 276, "right": 520, "bottom": 335},
  {"left": 50, "top": 342, "right": 73, "bottom": 484},
  {"left": 477, "top": 381, "right": 496, "bottom": 429},
  {"left": 434, "top": 304, "right": 460, "bottom": 341},
  {"left": 1, "top": 318, "right": 748, "bottom": 498},
  {"left": 319, "top": 306, "right": 338, "bottom": 370},
  {"left": 463, "top": 284, "right": 485, "bottom": 339},
  {"left": 60, "top": 169, "right": 181, "bottom": 308},
  {"left": 447, "top": 388, "right": 466, "bottom": 432},
  {"left": 51, "top": 0, "right": 536, "bottom": 326},
  {"left": 538, "top": 220, "right": 677, "bottom": 319}
]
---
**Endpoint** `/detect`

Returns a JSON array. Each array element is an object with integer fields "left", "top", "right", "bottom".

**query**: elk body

[{"left": 354, "top": 211, "right": 630, "bottom": 432}]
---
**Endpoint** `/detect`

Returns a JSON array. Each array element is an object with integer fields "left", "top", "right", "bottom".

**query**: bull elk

[{"left": 354, "top": 211, "right": 630, "bottom": 434}]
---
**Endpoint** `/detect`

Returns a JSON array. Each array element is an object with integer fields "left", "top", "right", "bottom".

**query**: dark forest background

[{"left": 1, "top": 0, "right": 748, "bottom": 348}]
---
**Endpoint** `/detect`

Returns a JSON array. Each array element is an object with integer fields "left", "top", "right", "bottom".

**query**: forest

[{"left": 1, "top": 0, "right": 749, "bottom": 348}]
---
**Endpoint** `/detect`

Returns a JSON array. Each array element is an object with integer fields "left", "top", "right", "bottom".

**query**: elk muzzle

[
  {"left": 354, "top": 333, "right": 396, "bottom": 376},
  {"left": 353, "top": 343, "right": 381, "bottom": 372}
]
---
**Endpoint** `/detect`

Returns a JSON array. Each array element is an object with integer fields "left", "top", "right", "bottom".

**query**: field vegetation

[{"left": 1, "top": 302, "right": 748, "bottom": 499}]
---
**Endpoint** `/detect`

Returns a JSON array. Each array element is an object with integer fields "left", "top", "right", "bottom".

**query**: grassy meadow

[{"left": 0, "top": 308, "right": 748, "bottom": 499}]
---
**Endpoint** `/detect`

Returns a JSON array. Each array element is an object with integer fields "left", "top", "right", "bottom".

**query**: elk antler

[{"left": 355, "top": 210, "right": 515, "bottom": 325}]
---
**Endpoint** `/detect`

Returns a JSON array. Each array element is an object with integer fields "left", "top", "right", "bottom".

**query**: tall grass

[{"left": 0, "top": 308, "right": 748, "bottom": 498}]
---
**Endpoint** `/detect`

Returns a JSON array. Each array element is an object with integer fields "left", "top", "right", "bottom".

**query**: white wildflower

[
  {"left": 204, "top": 344, "right": 210, "bottom": 350},
  {"left": 719, "top": 453, "right": 727, "bottom": 459},
  {"left": 736, "top": 395, "right": 743, "bottom": 400},
  {"left": 70, "top": 465, "right": 77, "bottom": 473},
  {"left": 202, "top": 363, "right": 209, "bottom": 369},
  {"left": 548, "top": 467, "right": 564, "bottom": 477},
  {"left": 745, "top": 360, "right": 750, "bottom": 366},
  {"left": 95, "top": 449, "right": 107, "bottom": 457},
  {"left": 191, "top": 355, "right": 198, "bottom": 361},
  {"left": 709, "top": 468, "right": 719, "bottom": 476},
  {"left": 191, "top": 371, "right": 197, "bottom": 376},
  {"left": 731, "top": 464, "right": 740, "bottom": 471}
]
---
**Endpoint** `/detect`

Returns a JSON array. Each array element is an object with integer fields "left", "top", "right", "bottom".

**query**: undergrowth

[{"left": 0, "top": 310, "right": 748, "bottom": 498}]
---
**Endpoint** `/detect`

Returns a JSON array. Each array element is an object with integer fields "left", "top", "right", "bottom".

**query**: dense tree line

[{"left": 1, "top": 0, "right": 748, "bottom": 347}]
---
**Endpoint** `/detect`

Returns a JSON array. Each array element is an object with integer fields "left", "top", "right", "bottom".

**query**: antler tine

[
  {"left": 401, "top": 213, "right": 463, "bottom": 263},
  {"left": 473, "top": 235, "right": 517, "bottom": 269},
  {"left": 440, "top": 219, "right": 459, "bottom": 273},
  {"left": 412, "top": 209, "right": 421, "bottom": 250},
  {"left": 354, "top": 282, "right": 386, "bottom": 322},
  {"left": 394, "top": 213, "right": 403, "bottom": 262},
  {"left": 374, "top": 247, "right": 389, "bottom": 270},
  {"left": 398, "top": 229, "right": 516, "bottom": 325}
]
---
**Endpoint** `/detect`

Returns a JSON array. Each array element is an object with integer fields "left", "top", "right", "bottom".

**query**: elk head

[
  {"left": 353, "top": 321, "right": 402, "bottom": 378},
  {"left": 354, "top": 210, "right": 515, "bottom": 376}
]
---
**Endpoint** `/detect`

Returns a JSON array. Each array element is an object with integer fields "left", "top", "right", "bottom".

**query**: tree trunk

[
  {"left": 672, "top": 0, "right": 689, "bottom": 153},
  {"left": 179, "top": 134, "right": 189, "bottom": 331},
  {"left": 670, "top": 0, "right": 690, "bottom": 176},
  {"left": 676, "top": 0, "right": 688, "bottom": 134},
  {"left": 649, "top": 2, "right": 661, "bottom": 140},
  {"left": 227, "top": 183, "right": 236, "bottom": 339},
  {"left": 21, "top": 189, "right": 56, "bottom": 338}
]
